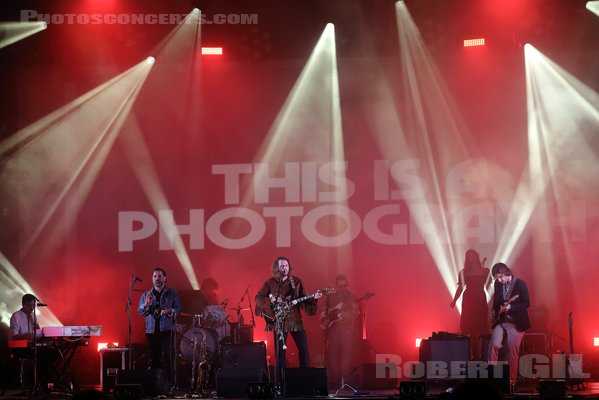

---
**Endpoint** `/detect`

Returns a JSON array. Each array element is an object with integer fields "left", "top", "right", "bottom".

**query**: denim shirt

[{"left": 137, "top": 287, "right": 181, "bottom": 334}]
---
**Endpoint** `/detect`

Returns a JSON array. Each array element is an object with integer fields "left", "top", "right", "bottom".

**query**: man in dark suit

[{"left": 488, "top": 262, "right": 531, "bottom": 391}]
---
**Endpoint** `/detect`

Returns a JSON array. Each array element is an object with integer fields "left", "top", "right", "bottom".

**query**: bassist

[
  {"left": 322, "top": 274, "right": 359, "bottom": 387},
  {"left": 255, "top": 256, "right": 322, "bottom": 389}
]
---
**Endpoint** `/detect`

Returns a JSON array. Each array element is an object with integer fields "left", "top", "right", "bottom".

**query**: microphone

[
  {"left": 132, "top": 274, "right": 143, "bottom": 282},
  {"left": 34, "top": 296, "right": 47, "bottom": 307}
]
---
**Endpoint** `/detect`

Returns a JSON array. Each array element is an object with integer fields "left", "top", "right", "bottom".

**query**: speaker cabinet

[
  {"left": 539, "top": 379, "right": 566, "bottom": 400},
  {"left": 284, "top": 368, "right": 328, "bottom": 397},
  {"left": 348, "top": 363, "right": 397, "bottom": 389},
  {"left": 217, "top": 368, "right": 268, "bottom": 398},
  {"left": 231, "top": 325, "right": 255, "bottom": 344},
  {"left": 221, "top": 342, "right": 267, "bottom": 370},
  {"left": 399, "top": 381, "right": 427, "bottom": 399},
  {"left": 419, "top": 337, "right": 469, "bottom": 379},
  {"left": 521, "top": 333, "right": 548, "bottom": 356},
  {"left": 115, "top": 369, "right": 169, "bottom": 397}
]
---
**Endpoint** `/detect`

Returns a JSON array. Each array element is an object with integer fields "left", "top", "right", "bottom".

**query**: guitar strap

[
  {"left": 505, "top": 277, "right": 518, "bottom": 301},
  {"left": 289, "top": 275, "right": 298, "bottom": 298}
]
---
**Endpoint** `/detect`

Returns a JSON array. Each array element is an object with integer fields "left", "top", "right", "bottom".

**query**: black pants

[
  {"left": 273, "top": 330, "right": 309, "bottom": 386},
  {"left": 147, "top": 330, "right": 174, "bottom": 380}
]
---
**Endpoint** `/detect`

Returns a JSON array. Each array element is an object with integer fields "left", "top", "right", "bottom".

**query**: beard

[{"left": 275, "top": 270, "right": 288, "bottom": 281}]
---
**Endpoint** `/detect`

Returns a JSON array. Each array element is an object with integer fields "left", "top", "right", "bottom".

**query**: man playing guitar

[
  {"left": 488, "top": 263, "right": 531, "bottom": 392},
  {"left": 320, "top": 274, "right": 360, "bottom": 387},
  {"left": 254, "top": 256, "right": 323, "bottom": 391}
]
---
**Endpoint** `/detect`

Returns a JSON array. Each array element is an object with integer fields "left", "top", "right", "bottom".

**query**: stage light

[
  {"left": 587, "top": 1, "right": 599, "bottom": 17},
  {"left": 201, "top": 47, "right": 223, "bottom": 55},
  {"left": 0, "top": 21, "right": 47, "bottom": 49},
  {"left": 463, "top": 38, "right": 485, "bottom": 47},
  {"left": 416, "top": 338, "right": 422, "bottom": 347},
  {"left": 97, "top": 342, "right": 119, "bottom": 352},
  {"left": 395, "top": 0, "right": 477, "bottom": 308},
  {"left": 594, "top": 337, "right": 599, "bottom": 347},
  {"left": 0, "top": 252, "right": 63, "bottom": 327},
  {"left": 114, "top": 10, "right": 201, "bottom": 291},
  {"left": 146, "top": 56, "right": 155, "bottom": 65}
]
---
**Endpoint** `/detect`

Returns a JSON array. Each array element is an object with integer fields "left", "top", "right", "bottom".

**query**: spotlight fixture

[
  {"left": 463, "top": 38, "right": 485, "bottom": 47},
  {"left": 201, "top": 47, "right": 223, "bottom": 55}
]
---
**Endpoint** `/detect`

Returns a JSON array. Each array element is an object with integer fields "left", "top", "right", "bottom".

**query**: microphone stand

[
  {"left": 32, "top": 304, "right": 40, "bottom": 396},
  {"left": 124, "top": 276, "right": 139, "bottom": 370},
  {"left": 171, "top": 312, "right": 177, "bottom": 390},
  {"left": 246, "top": 289, "right": 256, "bottom": 328},
  {"left": 28, "top": 297, "right": 45, "bottom": 397}
]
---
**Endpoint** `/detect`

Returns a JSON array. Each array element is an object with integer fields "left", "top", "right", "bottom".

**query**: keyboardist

[{"left": 9, "top": 293, "right": 40, "bottom": 340}]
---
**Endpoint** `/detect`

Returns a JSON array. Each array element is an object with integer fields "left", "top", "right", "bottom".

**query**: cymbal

[{"left": 229, "top": 307, "right": 250, "bottom": 312}]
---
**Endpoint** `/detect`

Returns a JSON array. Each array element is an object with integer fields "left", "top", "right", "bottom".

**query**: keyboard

[
  {"left": 9, "top": 338, "right": 90, "bottom": 348},
  {"left": 43, "top": 325, "right": 102, "bottom": 337}
]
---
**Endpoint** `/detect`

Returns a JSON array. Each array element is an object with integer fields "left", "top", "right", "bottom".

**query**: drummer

[
  {"left": 201, "top": 277, "right": 220, "bottom": 306},
  {"left": 195, "top": 277, "right": 230, "bottom": 342}
]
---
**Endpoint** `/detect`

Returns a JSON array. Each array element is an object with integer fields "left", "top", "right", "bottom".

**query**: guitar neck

[
  {"left": 291, "top": 293, "right": 317, "bottom": 305},
  {"left": 291, "top": 288, "right": 333, "bottom": 306}
]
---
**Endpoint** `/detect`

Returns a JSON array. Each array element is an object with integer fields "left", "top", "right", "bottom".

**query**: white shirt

[{"left": 9, "top": 309, "right": 38, "bottom": 339}]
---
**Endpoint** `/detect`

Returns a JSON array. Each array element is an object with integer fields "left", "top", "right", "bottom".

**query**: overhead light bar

[
  {"left": 463, "top": 38, "right": 485, "bottom": 47},
  {"left": 201, "top": 47, "right": 223, "bottom": 55}
]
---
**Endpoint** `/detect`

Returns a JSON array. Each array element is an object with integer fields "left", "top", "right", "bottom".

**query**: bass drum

[{"left": 180, "top": 327, "right": 219, "bottom": 363}]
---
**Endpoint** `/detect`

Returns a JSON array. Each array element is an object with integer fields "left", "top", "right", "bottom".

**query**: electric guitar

[
  {"left": 320, "top": 291, "right": 375, "bottom": 329},
  {"left": 260, "top": 288, "right": 335, "bottom": 324},
  {"left": 490, "top": 294, "right": 519, "bottom": 328},
  {"left": 567, "top": 312, "right": 585, "bottom": 388}
]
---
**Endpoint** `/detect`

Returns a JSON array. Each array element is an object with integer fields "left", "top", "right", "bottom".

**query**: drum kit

[{"left": 177, "top": 303, "right": 254, "bottom": 394}]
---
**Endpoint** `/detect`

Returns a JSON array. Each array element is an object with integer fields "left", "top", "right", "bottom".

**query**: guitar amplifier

[
  {"left": 221, "top": 342, "right": 267, "bottom": 371},
  {"left": 419, "top": 335, "right": 469, "bottom": 379}
]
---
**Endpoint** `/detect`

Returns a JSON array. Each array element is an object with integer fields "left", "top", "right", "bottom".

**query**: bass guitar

[
  {"left": 320, "top": 291, "right": 375, "bottom": 329},
  {"left": 490, "top": 294, "right": 519, "bottom": 328},
  {"left": 261, "top": 288, "right": 335, "bottom": 324}
]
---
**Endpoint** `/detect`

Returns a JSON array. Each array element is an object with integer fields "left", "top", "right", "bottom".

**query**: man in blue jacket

[{"left": 138, "top": 267, "right": 181, "bottom": 381}]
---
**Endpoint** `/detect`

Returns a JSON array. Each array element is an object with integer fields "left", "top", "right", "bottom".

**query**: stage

[{"left": 1, "top": 379, "right": 599, "bottom": 400}]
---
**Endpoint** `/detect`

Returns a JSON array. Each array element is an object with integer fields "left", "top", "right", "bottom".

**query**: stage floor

[{"left": 1, "top": 380, "right": 599, "bottom": 400}]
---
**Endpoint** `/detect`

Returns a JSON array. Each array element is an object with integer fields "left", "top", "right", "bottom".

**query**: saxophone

[{"left": 197, "top": 331, "right": 211, "bottom": 393}]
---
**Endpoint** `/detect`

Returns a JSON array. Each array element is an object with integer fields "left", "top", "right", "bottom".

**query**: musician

[
  {"left": 200, "top": 277, "right": 221, "bottom": 306},
  {"left": 322, "top": 274, "right": 359, "bottom": 386},
  {"left": 9, "top": 294, "right": 39, "bottom": 340},
  {"left": 255, "top": 256, "right": 322, "bottom": 388},
  {"left": 450, "top": 249, "right": 490, "bottom": 359},
  {"left": 488, "top": 262, "right": 531, "bottom": 391},
  {"left": 137, "top": 267, "right": 181, "bottom": 381},
  {"left": 8, "top": 294, "right": 44, "bottom": 389}
]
